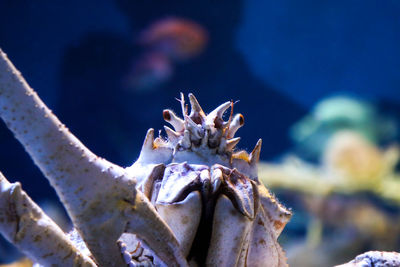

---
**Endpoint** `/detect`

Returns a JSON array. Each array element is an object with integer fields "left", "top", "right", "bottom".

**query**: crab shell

[{"left": 124, "top": 93, "right": 292, "bottom": 266}]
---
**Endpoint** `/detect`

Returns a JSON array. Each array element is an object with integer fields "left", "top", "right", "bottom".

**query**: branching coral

[{"left": 259, "top": 131, "right": 400, "bottom": 266}]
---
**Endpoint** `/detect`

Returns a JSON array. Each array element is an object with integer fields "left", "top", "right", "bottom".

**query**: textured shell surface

[
  {"left": 0, "top": 49, "right": 290, "bottom": 267},
  {"left": 1, "top": 48, "right": 396, "bottom": 267},
  {"left": 123, "top": 93, "right": 292, "bottom": 266}
]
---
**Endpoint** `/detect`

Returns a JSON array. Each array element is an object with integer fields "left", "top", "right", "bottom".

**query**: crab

[{"left": 0, "top": 48, "right": 291, "bottom": 266}]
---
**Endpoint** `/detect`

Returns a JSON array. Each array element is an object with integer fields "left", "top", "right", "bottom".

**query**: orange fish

[{"left": 139, "top": 17, "right": 208, "bottom": 61}]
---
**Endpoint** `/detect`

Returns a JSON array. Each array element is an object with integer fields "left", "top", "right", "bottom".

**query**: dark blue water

[{"left": 0, "top": 0, "right": 399, "bottom": 263}]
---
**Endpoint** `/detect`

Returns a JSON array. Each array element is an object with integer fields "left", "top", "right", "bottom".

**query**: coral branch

[
  {"left": 258, "top": 159, "right": 400, "bottom": 204},
  {"left": 0, "top": 172, "right": 96, "bottom": 266},
  {"left": 0, "top": 49, "right": 187, "bottom": 266}
]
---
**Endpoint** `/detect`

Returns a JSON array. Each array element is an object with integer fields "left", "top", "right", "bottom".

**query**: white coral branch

[
  {"left": 0, "top": 172, "right": 96, "bottom": 266},
  {"left": 0, "top": 49, "right": 187, "bottom": 266}
]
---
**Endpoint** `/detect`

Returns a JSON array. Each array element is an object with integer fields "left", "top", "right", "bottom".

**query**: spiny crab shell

[
  {"left": 0, "top": 49, "right": 290, "bottom": 267},
  {"left": 122, "top": 93, "right": 292, "bottom": 266}
]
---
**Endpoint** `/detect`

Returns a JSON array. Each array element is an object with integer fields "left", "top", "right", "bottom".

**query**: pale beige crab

[{"left": 0, "top": 49, "right": 291, "bottom": 267}]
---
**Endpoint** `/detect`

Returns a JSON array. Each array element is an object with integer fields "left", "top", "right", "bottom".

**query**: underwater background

[{"left": 0, "top": 0, "right": 399, "bottom": 266}]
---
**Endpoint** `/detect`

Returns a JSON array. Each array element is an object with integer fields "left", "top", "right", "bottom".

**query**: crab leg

[
  {"left": 0, "top": 172, "right": 97, "bottom": 266},
  {"left": 0, "top": 49, "right": 187, "bottom": 266},
  {"left": 336, "top": 251, "right": 400, "bottom": 267}
]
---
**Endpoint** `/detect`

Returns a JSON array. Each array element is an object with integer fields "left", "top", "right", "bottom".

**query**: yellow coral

[{"left": 322, "top": 130, "right": 392, "bottom": 187}]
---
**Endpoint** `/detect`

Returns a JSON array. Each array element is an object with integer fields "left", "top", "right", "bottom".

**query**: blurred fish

[
  {"left": 123, "top": 51, "right": 172, "bottom": 92},
  {"left": 124, "top": 17, "right": 208, "bottom": 92},
  {"left": 138, "top": 17, "right": 208, "bottom": 61}
]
